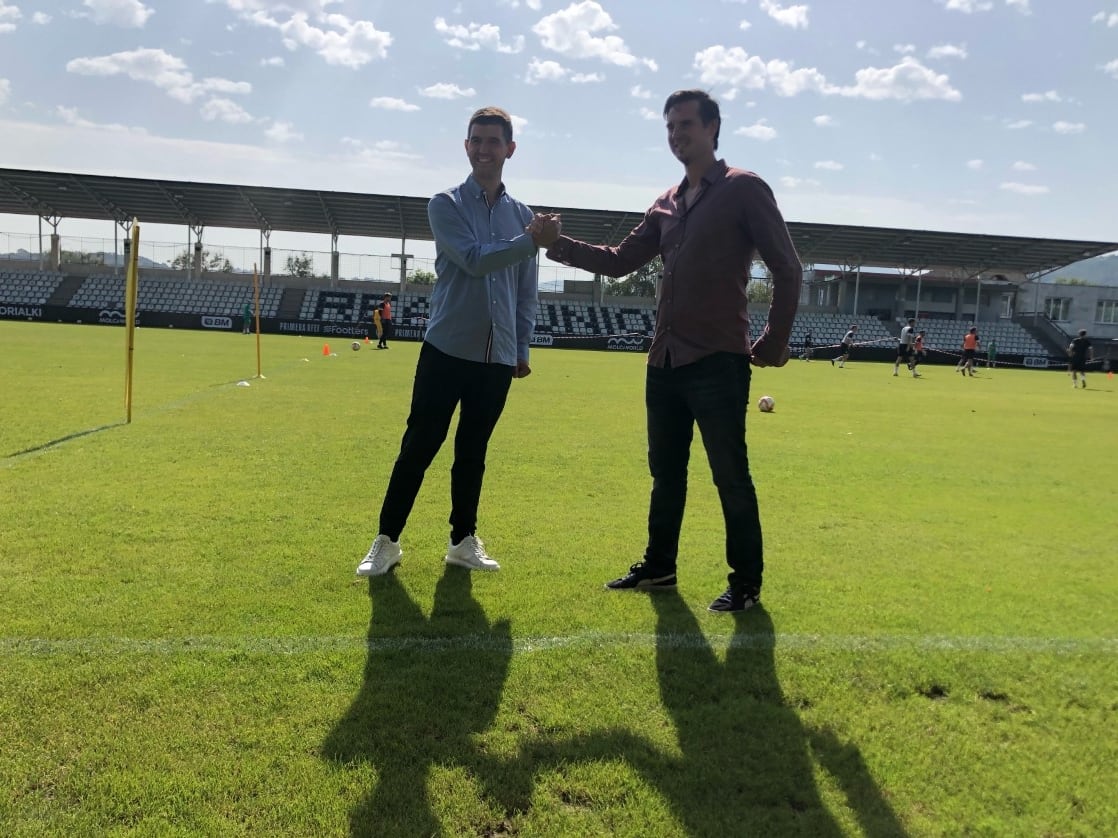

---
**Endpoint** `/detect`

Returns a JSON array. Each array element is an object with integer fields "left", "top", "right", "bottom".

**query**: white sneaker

[
  {"left": 356, "top": 534, "right": 402, "bottom": 576},
  {"left": 444, "top": 535, "right": 500, "bottom": 571}
]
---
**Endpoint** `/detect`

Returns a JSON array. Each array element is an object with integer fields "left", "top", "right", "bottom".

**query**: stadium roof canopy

[{"left": 1, "top": 168, "right": 1114, "bottom": 277}]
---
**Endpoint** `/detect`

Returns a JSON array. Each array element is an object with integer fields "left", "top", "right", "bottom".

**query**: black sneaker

[
  {"left": 707, "top": 586, "right": 760, "bottom": 614},
  {"left": 604, "top": 562, "right": 677, "bottom": 591}
]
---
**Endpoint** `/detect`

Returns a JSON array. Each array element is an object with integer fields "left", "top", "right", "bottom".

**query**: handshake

[{"left": 527, "top": 212, "right": 562, "bottom": 248}]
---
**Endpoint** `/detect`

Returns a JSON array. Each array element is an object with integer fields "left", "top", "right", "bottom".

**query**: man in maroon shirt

[{"left": 539, "top": 89, "right": 801, "bottom": 613}]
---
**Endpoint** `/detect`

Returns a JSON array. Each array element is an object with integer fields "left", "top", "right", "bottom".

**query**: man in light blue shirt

[{"left": 357, "top": 106, "right": 561, "bottom": 578}]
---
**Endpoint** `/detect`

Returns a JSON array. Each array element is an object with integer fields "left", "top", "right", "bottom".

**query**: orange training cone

[
  {"left": 365, "top": 335, "right": 370, "bottom": 344},
  {"left": 322, "top": 343, "right": 331, "bottom": 356},
  {"left": 1109, "top": 370, "right": 1113, "bottom": 380}
]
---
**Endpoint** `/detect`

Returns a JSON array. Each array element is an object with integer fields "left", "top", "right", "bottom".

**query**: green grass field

[{"left": 1, "top": 320, "right": 1115, "bottom": 837}]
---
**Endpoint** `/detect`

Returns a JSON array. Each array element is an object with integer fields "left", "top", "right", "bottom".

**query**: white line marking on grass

[{"left": 1, "top": 632, "right": 1115, "bottom": 657}]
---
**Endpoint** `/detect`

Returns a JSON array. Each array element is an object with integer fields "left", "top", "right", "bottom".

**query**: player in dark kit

[{"left": 1068, "top": 329, "right": 1093, "bottom": 389}]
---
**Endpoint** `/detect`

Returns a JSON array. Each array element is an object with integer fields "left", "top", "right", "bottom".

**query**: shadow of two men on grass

[{"left": 322, "top": 576, "right": 905, "bottom": 836}]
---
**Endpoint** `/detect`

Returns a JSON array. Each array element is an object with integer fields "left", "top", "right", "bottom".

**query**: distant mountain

[
  {"left": 1, "top": 249, "right": 168, "bottom": 269},
  {"left": 1047, "top": 253, "right": 1118, "bottom": 286}
]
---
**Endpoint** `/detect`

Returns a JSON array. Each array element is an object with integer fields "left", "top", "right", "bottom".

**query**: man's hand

[
  {"left": 527, "top": 213, "right": 562, "bottom": 248},
  {"left": 750, "top": 336, "right": 790, "bottom": 368},
  {"left": 514, "top": 360, "right": 532, "bottom": 379}
]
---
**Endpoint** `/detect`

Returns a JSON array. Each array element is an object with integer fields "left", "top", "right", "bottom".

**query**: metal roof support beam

[
  {"left": 0, "top": 173, "right": 59, "bottom": 220},
  {"left": 394, "top": 196, "right": 406, "bottom": 241},
  {"left": 67, "top": 174, "right": 131, "bottom": 228},
  {"left": 237, "top": 187, "right": 272, "bottom": 236},
  {"left": 317, "top": 192, "right": 339, "bottom": 239}
]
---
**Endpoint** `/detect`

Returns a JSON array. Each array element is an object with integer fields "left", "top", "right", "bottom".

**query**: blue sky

[{"left": 1, "top": 0, "right": 1116, "bottom": 260}]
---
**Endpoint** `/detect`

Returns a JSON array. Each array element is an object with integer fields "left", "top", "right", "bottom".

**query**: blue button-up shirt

[{"left": 424, "top": 174, "right": 538, "bottom": 366}]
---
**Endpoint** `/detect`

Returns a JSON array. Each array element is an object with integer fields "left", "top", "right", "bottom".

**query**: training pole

[
  {"left": 253, "top": 263, "right": 264, "bottom": 379},
  {"left": 123, "top": 220, "right": 141, "bottom": 423}
]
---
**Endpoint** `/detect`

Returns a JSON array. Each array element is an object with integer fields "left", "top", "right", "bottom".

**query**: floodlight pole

[
  {"left": 852, "top": 260, "right": 862, "bottom": 316},
  {"left": 392, "top": 241, "right": 412, "bottom": 295}
]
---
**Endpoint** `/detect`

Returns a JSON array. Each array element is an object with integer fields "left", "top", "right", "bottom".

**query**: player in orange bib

[{"left": 958, "top": 327, "right": 979, "bottom": 377}]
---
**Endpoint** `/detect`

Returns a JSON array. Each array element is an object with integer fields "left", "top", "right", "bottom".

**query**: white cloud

[
  {"left": 370, "top": 96, "right": 420, "bottom": 112},
  {"left": 81, "top": 0, "right": 154, "bottom": 28},
  {"left": 265, "top": 120, "right": 302, "bottom": 143},
  {"left": 532, "top": 1, "right": 657, "bottom": 70},
  {"left": 201, "top": 77, "right": 252, "bottom": 96},
  {"left": 813, "top": 114, "right": 835, "bottom": 126},
  {"left": 32, "top": 11, "right": 51, "bottom": 24},
  {"left": 841, "top": 57, "right": 961, "bottom": 101},
  {"left": 999, "top": 182, "right": 1048, "bottom": 195},
  {"left": 245, "top": 9, "right": 392, "bottom": 69},
  {"left": 260, "top": 56, "right": 285, "bottom": 67},
  {"left": 434, "top": 16, "right": 524, "bottom": 53},
  {"left": 339, "top": 136, "right": 421, "bottom": 163},
  {"left": 927, "top": 43, "right": 968, "bottom": 60},
  {"left": 1052, "top": 121, "right": 1085, "bottom": 134},
  {"left": 1021, "top": 90, "right": 1061, "bottom": 103},
  {"left": 525, "top": 58, "right": 568, "bottom": 83},
  {"left": 739, "top": 19, "right": 752, "bottom": 31},
  {"left": 1104, "top": 59, "right": 1118, "bottom": 79},
  {"left": 66, "top": 48, "right": 252, "bottom": 104},
  {"left": 1092, "top": 12, "right": 1118, "bottom": 27},
  {"left": 1005, "top": 118, "right": 1032, "bottom": 129},
  {"left": 639, "top": 107, "right": 660, "bottom": 120},
  {"left": 941, "top": 0, "right": 993, "bottom": 12},
  {"left": 779, "top": 176, "right": 821, "bottom": 189},
  {"left": 736, "top": 119, "right": 778, "bottom": 141},
  {"left": 693, "top": 48, "right": 960, "bottom": 102},
  {"left": 418, "top": 82, "right": 476, "bottom": 99},
  {"left": 56, "top": 105, "right": 146, "bottom": 134},
  {"left": 814, "top": 160, "right": 843, "bottom": 171},
  {"left": 630, "top": 84, "right": 652, "bottom": 99},
  {"left": 966, "top": 159, "right": 984, "bottom": 170},
  {"left": 693, "top": 46, "right": 831, "bottom": 96},
  {"left": 570, "top": 72, "right": 604, "bottom": 83},
  {"left": 1011, "top": 160, "right": 1036, "bottom": 171},
  {"left": 894, "top": 44, "right": 916, "bottom": 55},
  {"left": 199, "top": 97, "right": 254, "bottom": 124},
  {"left": 0, "top": 0, "right": 21, "bottom": 31},
  {"left": 760, "top": 0, "right": 809, "bottom": 28},
  {"left": 0, "top": 78, "right": 9, "bottom": 105},
  {"left": 1005, "top": 0, "right": 1031, "bottom": 14}
]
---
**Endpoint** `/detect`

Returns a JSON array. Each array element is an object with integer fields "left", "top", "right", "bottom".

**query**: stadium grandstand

[{"left": 2, "top": 168, "right": 1116, "bottom": 365}]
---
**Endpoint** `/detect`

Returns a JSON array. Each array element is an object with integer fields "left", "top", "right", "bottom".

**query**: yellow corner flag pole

[
  {"left": 123, "top": 220, "right": 141, "bottom": 423},
  {"left": 253, "top": 263, "right": 264, "bottom": 379}
]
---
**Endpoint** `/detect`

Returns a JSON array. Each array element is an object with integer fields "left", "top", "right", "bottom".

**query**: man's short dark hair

[
  {"left": 662, "top": 89, "right": 721, "bottom": 150},
  {"left": 468, "top": 106, "right": 514, "bottom": 143}
]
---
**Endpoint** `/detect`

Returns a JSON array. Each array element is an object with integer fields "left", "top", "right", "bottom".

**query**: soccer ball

[
  {"left": 351, "top": 341, "right": 361, "bottom": 351},
  {"left": 757, "top": 395, "right": 775, "bottom": 412}
]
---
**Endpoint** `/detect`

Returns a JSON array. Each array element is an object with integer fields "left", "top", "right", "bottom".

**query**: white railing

[{"left": 0, "top": 231, "right": 577, "bottom": 292}]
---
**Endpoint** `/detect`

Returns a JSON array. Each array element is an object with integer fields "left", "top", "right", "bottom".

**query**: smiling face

[
  {"left": 465, "top": 122, "right": 515, "bottom": 182},
  {"left": 665, "top": 99, "right": 718, "bottom": 169}
]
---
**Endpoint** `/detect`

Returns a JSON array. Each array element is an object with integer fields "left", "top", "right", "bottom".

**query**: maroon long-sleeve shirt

[{"left": 546, "top": 159, "right": 802, "bottom": 368}]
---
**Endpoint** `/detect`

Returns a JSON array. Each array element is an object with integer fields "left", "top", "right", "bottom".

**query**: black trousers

[
  {"left": 378, "top": 342, "right": 513, "bottom": 541},
  {"left": 643, "top": 352, "right": 763, "bottom": 592}
]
